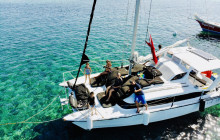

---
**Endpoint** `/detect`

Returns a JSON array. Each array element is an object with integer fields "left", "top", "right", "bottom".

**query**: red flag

[
  {"left": 146, "top": 35, "right": 158, "bottom": 64},
  {"left": 201, "top": 70, "right": 212, "bottom": 78}
]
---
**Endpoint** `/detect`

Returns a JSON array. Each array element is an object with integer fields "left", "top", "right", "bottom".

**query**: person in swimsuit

[
  {"left": 106, "top": 73, "right": 123, "bottom": 102},
  {"left": 84, "top": 62, "right": 92, "bottom": 84},
  {"left": 94, "top": 60, "right": 112, "bottom": 79}
]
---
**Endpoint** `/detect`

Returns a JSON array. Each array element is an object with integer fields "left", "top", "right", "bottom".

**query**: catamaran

[{"left": 59, "top": 0, "right": 220, "bottom": 130}]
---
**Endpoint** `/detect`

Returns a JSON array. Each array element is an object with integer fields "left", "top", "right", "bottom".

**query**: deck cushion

[
  {"left": 149, "top": 76, "right": 164, "bottom": 85},
  {"left": 131, "top": 64, "right": 146, "bottom": 73},
  {"left": 107, "top": 67, "right": 128, "bottom": 81},
  {"left": 136, "top": 79, "right": 151, "bottom": 87},
  {"left": 107, "top": 70, "right": 119, "bottom": 81},
  {"left": 121, "top": 86, "right": 130, "bottom": 94},
  {"left": 90, "top": 75, "right": 107, "bottom": 87},
  {"left": 97, "top": 92, "right": 116, "bottom": 108},
  {"left": 143, "top": 66, "right": 162, "bottom": 79},
  {"left": 122, "top": 76, "right": 139, "bottom": 86},
  {"left": 118, "top": 67, "right": 129, "bottom": 75}
]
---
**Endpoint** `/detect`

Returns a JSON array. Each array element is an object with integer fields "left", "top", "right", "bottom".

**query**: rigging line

[
  {"left": 142, "top": 0, "right": 148, "bottom": 53},
  {"left": 204, "top": 0, "right": 210, "bottom": 41},
  {"left": 189, "top": 0, "right": 192, "bottom": 19},
  {"left": 188, "top": 0, "right": 192, "bottom": 38},
  {"left": 123, "top": 0, "right": 131, "bottom": 60},
  {"left": 138, "top": 0, "right": 142, "bottom": 51},
  {"left": 124, "top": 0, "right": 130, "bottom": 45},
  {"left": 0, "top": 95, "right": 59, "bottom": 126},
  {"left": 23, "top": 95, "right": 59, "bottom": 122},
  {"left": 73, "top": 0, "right": 97, "bottom": 91},
  {"left": 145, "top": 0, "right": 153, "bottom": 40}
]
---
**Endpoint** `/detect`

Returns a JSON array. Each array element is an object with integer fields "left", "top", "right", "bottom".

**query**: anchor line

[{"left": 0, "top": 95, "right": 60, "bottom": 126}]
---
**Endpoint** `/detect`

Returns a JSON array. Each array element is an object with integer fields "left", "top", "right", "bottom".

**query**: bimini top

[
  {"left": 157, "top": 58, "right": 186, "bottom": 81},
  {"left": 170, "top": 47, "right": 220, "bottom": 72}
]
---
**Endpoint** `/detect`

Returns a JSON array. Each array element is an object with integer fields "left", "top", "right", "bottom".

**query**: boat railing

[
  {"left": 90, "top": 59, "right": 128, "bottom": 66},
  {"left": 62, "top": 59, "right": 128, "bottom": 82},
  {"left": 62, "top": 69, "right": 85, "bottom": 82},
  {"left": 60, "top": 59, "right": 128, "bottom": 113}
]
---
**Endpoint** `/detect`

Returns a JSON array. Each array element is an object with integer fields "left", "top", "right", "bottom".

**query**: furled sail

[{"left": 73, "top": 0, "right": 97, "bottom": 90}]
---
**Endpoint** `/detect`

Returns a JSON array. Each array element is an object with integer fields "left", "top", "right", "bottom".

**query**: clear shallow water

[{"left": 0, "top": 0, "right": 220, "bottom": 139}]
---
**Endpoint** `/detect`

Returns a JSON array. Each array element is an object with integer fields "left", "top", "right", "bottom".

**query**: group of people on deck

[
  {"left": 83, "top": 60, "right": 112, "bottom": 84},
  {"left": 105, "top": 73, "right": 148, "bottom": 113},
  {"left": 84, "top": 45, "right": 162, "bottom": 113},
  {"left": 84, "top": 45, "right": 162, "bottom": 114},
  {"left": 69, "top": 45, "right": 163, "bottom": 115},
  {"left": 84, "top": 59, "right": 148, "bottom": 114}
]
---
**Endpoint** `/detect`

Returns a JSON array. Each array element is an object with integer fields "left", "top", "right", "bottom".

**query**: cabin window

[
  {"left": 118, "top": 92, "right": 204, "bottom": 109},
  {"left": 171, "top": 72, "right": 187, "bottom": 81},
  {"left": 167, "top": 52, "right": 173, "bottom": 58},
  {"left": 181, "top": 61, "right": 190, "bottom": 69},
  {"left": 172, "top": 56, "right": 181, "bottom": 64},
  {"left": 148, "top": 92, "right": 203, "bottom": 106}
]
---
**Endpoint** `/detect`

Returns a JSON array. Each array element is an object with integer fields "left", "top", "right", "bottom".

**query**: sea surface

[{"left": 0, "top": 0, "right": 220, "bottom": 139}]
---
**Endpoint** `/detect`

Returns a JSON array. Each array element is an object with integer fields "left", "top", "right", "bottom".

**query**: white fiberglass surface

[
  {"left": 65, "top": 90, "right": 220, "bottom": 122},
  {"left": 170, "top": 47, "right": 220, "bottom": 72},
  {"left": 156, "top": 58, "right": 186, "bottom": 81},
  {"left": 124, "top": 84, "right": 198, "bottom": 103},
  {"left": 64, "top": 104, "right": 141, "bottom": 121}
]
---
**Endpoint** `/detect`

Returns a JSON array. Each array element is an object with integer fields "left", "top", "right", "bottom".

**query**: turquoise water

[{"left": 0, "top": 0, "right": 220, "bottom": 139}]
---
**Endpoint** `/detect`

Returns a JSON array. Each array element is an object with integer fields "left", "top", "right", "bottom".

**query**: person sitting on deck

[
  {"left": 130, "top": 80, "right": 148, "bottom": 113},
  {"left": 87, "top": 92, "right": 97, "bottom": 116},
  {"left": 105, "top": 72, "right": 123, "bottom": 102},
  {"left": 94, "top": 60, "right": 112, "bottom": 79}
]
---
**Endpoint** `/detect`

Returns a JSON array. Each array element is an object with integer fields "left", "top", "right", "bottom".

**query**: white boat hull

[
  {"left": 61, "top": 45, "right": 220, "bottom": 130},
  {"left": 71, "top": 93, "right": 220, "bottom": 130}
]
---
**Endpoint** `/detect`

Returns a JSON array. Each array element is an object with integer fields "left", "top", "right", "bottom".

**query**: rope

[
  {"left": 0, "top": 118, "right": 61, "bottom": 126},
  {"left": 124, "top": 0, "right": 130, "bottom": 47},
  {"left": 145, "top": 0, "right": 153, "bottom": 40},
  {"left": 75, "top": 106, "right": 89, "bottom": 119},
  {"left": 204, "top": 0, "right": 210, "bottom": 41},
  {"left": 94, "top": 108, "right": 104, "bottom": 118},
  {"left": 63, "top": 59, "right": 129, "bottom": 83},
  {"left": 0, "top": 95, "right": 60, "bottom": 126}
]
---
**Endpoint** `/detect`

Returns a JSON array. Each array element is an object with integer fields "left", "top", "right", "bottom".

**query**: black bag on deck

[
  {"left": 74, "top": 84, "right": 90, "bottom": 101},
  {"left": 143, "top": 66, "right": 162, "bottom": 79}
]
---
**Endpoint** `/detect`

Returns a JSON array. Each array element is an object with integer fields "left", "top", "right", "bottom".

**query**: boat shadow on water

[
  {"left": 32, "top": 112, "right": 220, "bottom": 140},
  {"left": 196, "top": 32, "right": 220, "bottom": 41}
]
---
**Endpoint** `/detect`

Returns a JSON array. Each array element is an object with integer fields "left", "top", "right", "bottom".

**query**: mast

[
  {"left": 72, "top": 0, "right": 97, "bottom": 90},
  {"left": 128, "top": 0, "right": 141, "bottom": 75}
]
